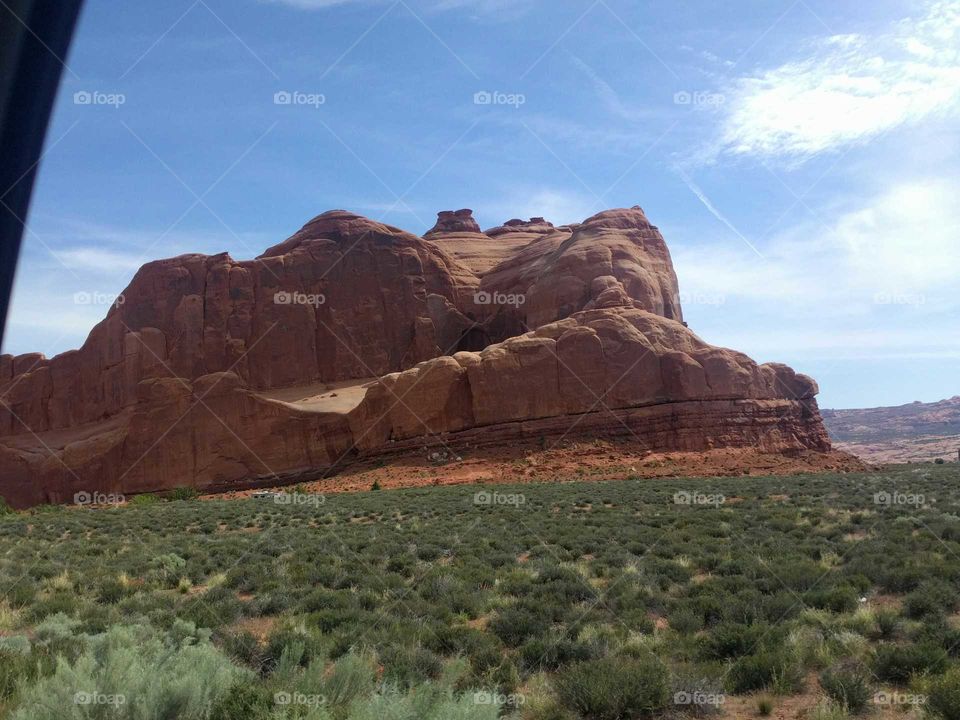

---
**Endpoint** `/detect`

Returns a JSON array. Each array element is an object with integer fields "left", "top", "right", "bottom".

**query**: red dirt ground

[{"left": 203, "top": 439, "right": 868, "bottom": 501}]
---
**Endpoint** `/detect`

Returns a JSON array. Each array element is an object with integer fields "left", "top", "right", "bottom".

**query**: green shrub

[
  {"left": 698, "top": 622, "right": 765, "bottom": 660},
  {"left": 297, "top": 651, "right": 377, "bottom": 709},
  {"left": 809, "top": 701, "right": 849, "bottom": 720},
  {"left": 807, "top": 586, "right": 859, "bottom": 614},
  {"left": 728, "top": 650, "right": 801, "bottom": 694},
  {"left": 519, "top": 636, "right": 594, "bottom": 672},
  {"left": 871, "top": 642, "right": 947, "bottom": 683},
  {"left": 26, "top": 592, "right": 80, "bottom": 622},
  {"left": 263, "top": 625, "right": 327, "bottom": 675},
  {"left": 0, "top": 496, "right": 14, "bottom": 514},
  {"left": 669, "top": 609, "right": 703, "bottom": 635},
  {"left": 926, "top": 666, "right": 960, "bottom": 720},
  {"left": 819, "top": 661, "right": 871, "bottom": 712},
  {"left": 168, "top": 486, "right": 199, "bottom": 501},
  {"left": 208, "top": 682, "right": 274, "bottom": 720},
  {"left": 555, "top": 656, "right": 669, "bottom": 720},
  {"left": 872, "top": 609, "right": 899, "bottom": 639},
  {"left": 129, "top": 494, "right": 159, "bottom": 506},
  {"left": 489, "top": 608, "right": 549, "bottom": 647},
  {"left": 346, "top": 684, "right": 501, "bottom": 720},
  {"left": 379, "top": 644, "right": 443, "bottom": 687},
  {"left": 0, "top": 648, "right": 36, "bottom": 700},
  {"left": 904, "top": 580, "right": 956, "bottom": 619},
  {"left": 9, "top": 623, "right": 246, "bottom": 720}
]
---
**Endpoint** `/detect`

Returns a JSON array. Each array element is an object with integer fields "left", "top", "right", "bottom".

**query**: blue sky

[{"left": 4, "top": 0, "right": 959, "bottom": 409}]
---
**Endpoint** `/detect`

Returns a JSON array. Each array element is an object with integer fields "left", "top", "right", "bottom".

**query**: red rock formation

[
  {"left": 0, "top": 206, "right": 834, "bottom": 508},
  {"left": 424, "top": 208, "right": 481, "bottom": 236}
]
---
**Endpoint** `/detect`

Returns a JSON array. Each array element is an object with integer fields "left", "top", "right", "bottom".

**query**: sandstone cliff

[{"left": 0, "top": 206, "right": 834, "bottom": 507}]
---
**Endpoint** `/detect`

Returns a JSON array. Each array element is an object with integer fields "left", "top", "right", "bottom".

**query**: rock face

[
  {"left": 823, "top": 396, "right": 960, "bottom": 464},
  {"left": 0, "top": 206, "right": 834, "bottom": 507}
]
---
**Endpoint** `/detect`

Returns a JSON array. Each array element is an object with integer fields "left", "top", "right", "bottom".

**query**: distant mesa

[{"left": 0, "top": 204, "right": 848, "bottom": 507}]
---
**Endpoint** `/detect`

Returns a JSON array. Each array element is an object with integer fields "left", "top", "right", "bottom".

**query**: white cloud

[
  {"left": 672, "top": 177, "right": 960, "bottom": 352},
  {"left": 713, "top": 1, "right": 960, "bottom": 163},
  {"left": 54, "top": 248, "right": 146, "bottom": 274}
]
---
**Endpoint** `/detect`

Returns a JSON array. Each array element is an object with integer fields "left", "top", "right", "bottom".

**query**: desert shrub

[
  {"left": 151, "top": 553, "right": 187, "bottom": 587},
  {"left": 297, "top": 651, "right": 377, "bottom": 710},
  {"left": 761, "top": 592, "right": 801, "bottom": 623},
  {"left": 262, "top": 625, "right": 328, "bottom": 675},
  {"left": 698, "top": 622, "right": 766, "bottom": 660},
  {"left": 872, "top": 609, "right": 899, "bottom": 639},
  {"left": 808, "top": 701, "right": 849, "bottom": 720},
  {"left": 379, "top": 644, "right": 443, "bottom": 687},
  {"left": 0, "top": 496, "right": 14, "bottom": 514},
  {"left": 806, "top": 586, "right": 859, "bottom": 614},
  {"left": 489, "top": 607, "right": 549, "bottom": 647},
  {"left": 179, "top": 588, "right": 243, "bottom": 629},
  {"left": 6, "top": 582, "right": 36, "bottom": 609},
  {"left": 670, "top": 608, "right": 703, "bottom": 635},
  {"left": 727, "top": 649, "right": 801, "bottom": 694},
  {"left": 0, "top": 648, "right": 37, "bottom": 700},
  {"left": 129, "top": 493, "right": 159, "bottom": 506},
  {"left": 926, "top": 666, "right": 960, "bottom": 720},
  {"left": 9, "top": 623, "right": 246, "bottom": 720},
  {"left": 217, "top": 629, "right": 265, "bottom": 671},
  {"left": 26, "top": 591, "right": 80, "bottom": 622},
  {"left": 904, "top": 580, "right": 956, "bottom": 619},
  {"left": 519, "top": 636, "right": 594, "bottom": 672},
  {"left": 208, "top": 682, "right": 274, "bottom": 720},
  {"left": 167, "top": 486, "right": 199, "bottom": 501},
  {"left": 96, "top": 577, "right": 135, "bottom": 605},
  {"left": 819, "top": 661, "right": 872, "bottom": 711},
  {"left": 346, "top": 684, "right": 501, "bottom": 720},
  {"left": 249, "top": 590, "right": 293, "bottom": 616},
  {"left": 871, "top": 642, "right": 947, "bottom": 683},
  {"left": 301, "top": 588, "right": 352, "bottom": 613},
  {"left": 555, "top": 656, "right": 669, "bottom": 720}
]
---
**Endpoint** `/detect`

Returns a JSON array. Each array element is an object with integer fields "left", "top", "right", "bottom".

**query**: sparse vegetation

[{"left": 0, "top": 464, "right": 958, "bottom": 718}]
